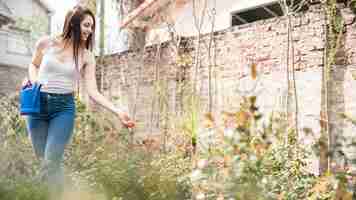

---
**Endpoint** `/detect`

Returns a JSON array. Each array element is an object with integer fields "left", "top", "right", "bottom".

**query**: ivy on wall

[{"left": 14, "top": 16, "right": 49, "bottom": 53}]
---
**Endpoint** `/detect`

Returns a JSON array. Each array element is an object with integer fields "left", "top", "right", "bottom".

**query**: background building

[{"left": 0, "top": 0, "right": 53, "bottom": 96}]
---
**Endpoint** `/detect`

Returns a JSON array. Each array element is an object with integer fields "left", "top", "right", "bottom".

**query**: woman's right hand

[
  {"left": 22, "top": 77, "right": 38, "bottom": 86},
  {"left": 21, "top": 77, "right": 35, "bottom": 87},
  {"left": 21, "top": 77, "right": 30, "bottom": 86},
  {"left": 118, "top": 112, "right": 135, "bottom": 128}
]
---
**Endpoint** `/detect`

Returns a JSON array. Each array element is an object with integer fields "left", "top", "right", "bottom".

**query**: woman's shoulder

[
  {"left": 83, "top": 49, "right": 96, "bottom": 65},
  {"left": 34, "top": 36, "right": 52, "bottom": 49},
  {"left": 83, "top": 49, "right": 95, "bottom": 57},
  {"left": 35, "top": 35, "right": 60, "bottom": 51}
]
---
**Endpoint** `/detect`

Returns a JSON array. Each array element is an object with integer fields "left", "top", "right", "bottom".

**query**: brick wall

[{"left": 96, "top": 5, "right": 356, "bottom": 139}]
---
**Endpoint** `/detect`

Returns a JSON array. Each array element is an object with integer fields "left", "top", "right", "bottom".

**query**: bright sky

[
  {"left": 48, "top": 0, "right": 77, "bottom": 35},
  {"left": 46, "top": 0, "right": 126, "bottom": 54}
]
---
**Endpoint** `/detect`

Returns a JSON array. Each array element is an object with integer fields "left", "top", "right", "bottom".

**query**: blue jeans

[{"left": 25, "top": 92, "right": 75, "bottom": 197}]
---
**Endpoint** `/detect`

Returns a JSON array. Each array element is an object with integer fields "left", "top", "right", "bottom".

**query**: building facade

[
  {"left": 119, "top": 0, "right": 282, "bottom": 46},
  {"left": 97, "top": 3, "right": 356, "bottom": 144},
  {"left": 0, "top": 0, "right": 53, "bottom": 96}
]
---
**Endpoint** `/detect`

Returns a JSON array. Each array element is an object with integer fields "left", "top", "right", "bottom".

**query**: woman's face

[{"left": 80, "top": 14, "right": 94, "bottom": 41}]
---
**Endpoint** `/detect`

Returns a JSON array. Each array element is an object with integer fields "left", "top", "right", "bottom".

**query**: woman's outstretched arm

[{"left": 83, "top": 51, "right": 135, "bottom": 128}]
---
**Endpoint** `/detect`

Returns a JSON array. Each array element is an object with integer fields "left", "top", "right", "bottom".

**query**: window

[{"left": 231, "top": 0, "right": 307, "bottom": 26}]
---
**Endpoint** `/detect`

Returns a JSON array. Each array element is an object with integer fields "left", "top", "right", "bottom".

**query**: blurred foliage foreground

[
  {"left": 0, "top": 93, "right": 355, "bottom": 200},
  {"left": 0, "top": 94, "right": 191, "bottom": 200}
]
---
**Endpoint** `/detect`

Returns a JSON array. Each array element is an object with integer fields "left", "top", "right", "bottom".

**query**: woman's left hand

[{"left": 118, "top": 112, "right": 135, "bottom": 128}]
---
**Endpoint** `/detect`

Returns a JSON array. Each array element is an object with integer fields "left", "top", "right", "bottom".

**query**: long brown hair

[{"left": 61, "top": 6, "right": 95, "bottom": 71}]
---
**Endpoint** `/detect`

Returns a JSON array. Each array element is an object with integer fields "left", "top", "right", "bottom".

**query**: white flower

[
  {"left": 250, "top": 154, "right": 257, "bottom": 161},
  {"left": 224, "top": 128, "right": 234, "bottom": 139},
  {"left": 261, "top": 177, "right": 268, "bottom": 184},
  {"left": 197, "top": 159, "right": 208, "bottom": 169},
  {"left": 196, "top": 192, "right": 206, "bottom": 200},
  {"left": 190, "top": 169, "right": 203, "bottom": 182}
]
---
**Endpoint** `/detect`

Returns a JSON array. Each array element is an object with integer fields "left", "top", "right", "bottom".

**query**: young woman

[{"left": 25, "top": 5, "right": 134, "bottom": 197}]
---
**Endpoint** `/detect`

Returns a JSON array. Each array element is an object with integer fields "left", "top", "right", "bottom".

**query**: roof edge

[{"left": 34, "top": 0, "right": 55, "bottom": 13}]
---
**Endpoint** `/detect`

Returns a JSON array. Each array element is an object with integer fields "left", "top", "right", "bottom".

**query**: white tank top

[{"left": 37, "top": 46, "right": 79, "bottom": 94}]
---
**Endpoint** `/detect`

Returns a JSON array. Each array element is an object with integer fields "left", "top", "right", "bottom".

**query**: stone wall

[
  {"left": 96, "top": 4, "right": 356, "bottom": 139},
  {"left": 0, "top": 65, "right": 26, "bottom": 96},
  {"left": 0, "top": 0, "right": 51, "bottom": 97}
]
